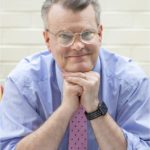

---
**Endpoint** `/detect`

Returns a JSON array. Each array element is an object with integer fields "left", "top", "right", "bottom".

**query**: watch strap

[{"left": 85, "top": 101, "right": 108, "bottom": 120}]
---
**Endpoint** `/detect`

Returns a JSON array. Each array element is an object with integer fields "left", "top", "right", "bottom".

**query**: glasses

[{"left": 46, "top": 29, "right": 98, "bottom": 47}]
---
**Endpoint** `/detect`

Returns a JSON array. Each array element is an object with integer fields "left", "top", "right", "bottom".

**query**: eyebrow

[{"left": 49, "top": 28, "right": 97, "bottom": 35}]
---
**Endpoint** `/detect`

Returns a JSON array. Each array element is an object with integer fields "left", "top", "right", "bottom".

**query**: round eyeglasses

[{"left": 46, "top": 29, "right": 98, "bottom": 47}]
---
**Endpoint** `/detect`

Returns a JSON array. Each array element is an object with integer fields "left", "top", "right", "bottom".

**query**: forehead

[{"left": 47, "top": 3, "right": 98, "bottom": 31}]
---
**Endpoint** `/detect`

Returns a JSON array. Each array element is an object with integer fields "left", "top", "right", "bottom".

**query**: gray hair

[{"left": 41, "top": 0, "right": 101, "bottom": 29}]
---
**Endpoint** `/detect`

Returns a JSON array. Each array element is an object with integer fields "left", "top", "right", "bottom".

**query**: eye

[
  {"left": 58, "top": 33, "right": 73, "bottom": 44},
  {"left": 81, "top": 31, "right": 95, "bottom": 41}
]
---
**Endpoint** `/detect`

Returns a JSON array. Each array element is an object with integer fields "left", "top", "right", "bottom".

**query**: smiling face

[{"left": 43, "top": 3, "right": 103, "bottom": 72}]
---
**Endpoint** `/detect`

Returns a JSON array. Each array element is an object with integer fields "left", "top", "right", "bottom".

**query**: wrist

[
  {"left": 60, "top": 102, "right": 78, "bottom": 115},
  {"left": 85, "top": 101, "right": 108, "bottom": 120},
  {"left": 84, "top": 99, "right": 100, "bottom": 113}
]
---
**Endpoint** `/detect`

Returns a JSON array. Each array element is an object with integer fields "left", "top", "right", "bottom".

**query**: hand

[
  {"left": 61, "top": 78, "right": 82, "bottom": 113},
  {"left": 63, "top": 71, "right": 100, "bottom": 112}
]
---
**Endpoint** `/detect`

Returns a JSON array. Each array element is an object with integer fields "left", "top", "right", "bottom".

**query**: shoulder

[
  {"left": 100, "top": 48, "right": 149, "bottom": 86},
  {"left": 100, "top": 48, "right": 150, "bottom": 110},
  {"left": 7, "top": 50, "right": 54, "bottom": 87},
  {"left": 99, "top": 48, "right": 150, "bottom": 100}
]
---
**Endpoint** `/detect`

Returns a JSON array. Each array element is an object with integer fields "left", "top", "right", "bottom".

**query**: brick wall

[{"left": 0, "top": 0, "right": 150, "bottom": 84}]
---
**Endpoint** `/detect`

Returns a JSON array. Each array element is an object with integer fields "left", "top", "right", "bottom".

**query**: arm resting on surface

[{"left": 16, "top": 104, "right": 74, "bottom": 150}]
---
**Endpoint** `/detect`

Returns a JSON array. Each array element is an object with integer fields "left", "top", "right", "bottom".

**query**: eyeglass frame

[{"left": 46, "top": 28, "right": 99, "bottom": 47}]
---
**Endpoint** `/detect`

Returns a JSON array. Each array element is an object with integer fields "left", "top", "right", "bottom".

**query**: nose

[{"left": 70, "top": 36, "right": 85, "bottom": 51}]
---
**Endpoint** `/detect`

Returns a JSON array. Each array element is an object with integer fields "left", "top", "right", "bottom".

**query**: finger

[
  {"left": 85, "top": 71, "right": 100, "bottom": 78},
  {"left": 63, "top": 72, "right": 87, "bottom": 80},
  {"left": 65, "top": 76, "right": 89, "bottom": 87},
  {"left": 63, "top": 80, "right": 83, "bottom": 96},
  {"left": 84, "top": 72, "right": 100, "bottom": 82}
]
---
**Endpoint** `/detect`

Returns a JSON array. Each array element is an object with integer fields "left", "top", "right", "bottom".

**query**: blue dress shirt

[{"left": 0, "top": 48, "right": 150, "bottom": 150}]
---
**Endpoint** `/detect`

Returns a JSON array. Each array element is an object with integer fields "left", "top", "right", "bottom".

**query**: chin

[{"left": 66, "top": 65, "right": 93, "bottom": 73}]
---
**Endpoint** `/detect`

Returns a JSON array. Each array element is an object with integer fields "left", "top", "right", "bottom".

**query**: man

[{"left": 0, "top": 0, "right": 150, "bottom": 149}]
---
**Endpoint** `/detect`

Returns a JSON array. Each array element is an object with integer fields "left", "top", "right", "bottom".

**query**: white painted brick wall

[{"left": 0, "top": 0, "right": 150, "bottom": 84}]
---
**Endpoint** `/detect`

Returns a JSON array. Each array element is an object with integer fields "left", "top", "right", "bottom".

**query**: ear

[
  {"left": 97, "top": 25, "right": 103, "bottom": 42},
  {"left": 43, "top": 31, "right": 51, "bottom": 51}
]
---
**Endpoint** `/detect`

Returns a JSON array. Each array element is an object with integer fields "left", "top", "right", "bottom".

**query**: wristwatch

[{"left": 85, "top": 101, "right": 108, "bottom": 120}]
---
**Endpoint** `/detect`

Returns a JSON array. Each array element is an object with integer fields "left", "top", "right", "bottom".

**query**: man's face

[{"left": 43, "top": 4, "right": 102, "bottom": 72}]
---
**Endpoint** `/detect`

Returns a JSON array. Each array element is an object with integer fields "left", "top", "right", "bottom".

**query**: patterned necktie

[{"left": 68, "top": 106, "right": 87, "bottom": 150}]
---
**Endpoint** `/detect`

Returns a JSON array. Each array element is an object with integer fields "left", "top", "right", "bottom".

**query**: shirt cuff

[{"left": 122, "top": 129, "right": 150, "bottom": 150}]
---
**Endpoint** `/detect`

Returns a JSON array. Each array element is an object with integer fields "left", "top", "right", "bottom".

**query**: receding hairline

[{"left": 41, "top": 0, "right": 101, "bottom": 29}]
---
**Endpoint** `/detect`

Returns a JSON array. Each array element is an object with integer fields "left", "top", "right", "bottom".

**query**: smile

[{"left": 66, "top": 53, "right": 90, "bottom": 58}]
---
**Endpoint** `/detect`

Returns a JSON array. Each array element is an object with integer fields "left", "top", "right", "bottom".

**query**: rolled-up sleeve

[
  {"left": 117, "top": 77, "right": 150, "bottom": 150},
  {"left": 0, "top": 77, "right": 43, "bottom": 150},
  {"left": 122, "top": 129, "right": 150, "bottom": 150}
]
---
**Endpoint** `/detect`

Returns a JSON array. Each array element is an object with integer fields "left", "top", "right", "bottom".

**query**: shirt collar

[{"left": 55, "top": 56, "right": 101, "bottom": 94}]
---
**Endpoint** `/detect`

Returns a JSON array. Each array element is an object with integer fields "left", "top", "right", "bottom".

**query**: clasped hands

[{"left": 62, "top": 71, "right": 100, "bottom": 113}]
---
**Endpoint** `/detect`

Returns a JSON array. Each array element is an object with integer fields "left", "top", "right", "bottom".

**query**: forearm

[
  {"left": 91, "top": 113, "right": 127, "bottom": 150},
  {"left": 16, "top": 105, "right": 74, "bottom": 150}
]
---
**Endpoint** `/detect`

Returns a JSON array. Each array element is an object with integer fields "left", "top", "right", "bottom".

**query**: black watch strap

[{"left": 85, "top": 101, "right": 108, "bottom": 120}]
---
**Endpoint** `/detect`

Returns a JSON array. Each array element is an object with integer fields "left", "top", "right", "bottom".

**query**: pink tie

[{"left": 68, "top": 106, "right": 87, "bottom": 150}]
